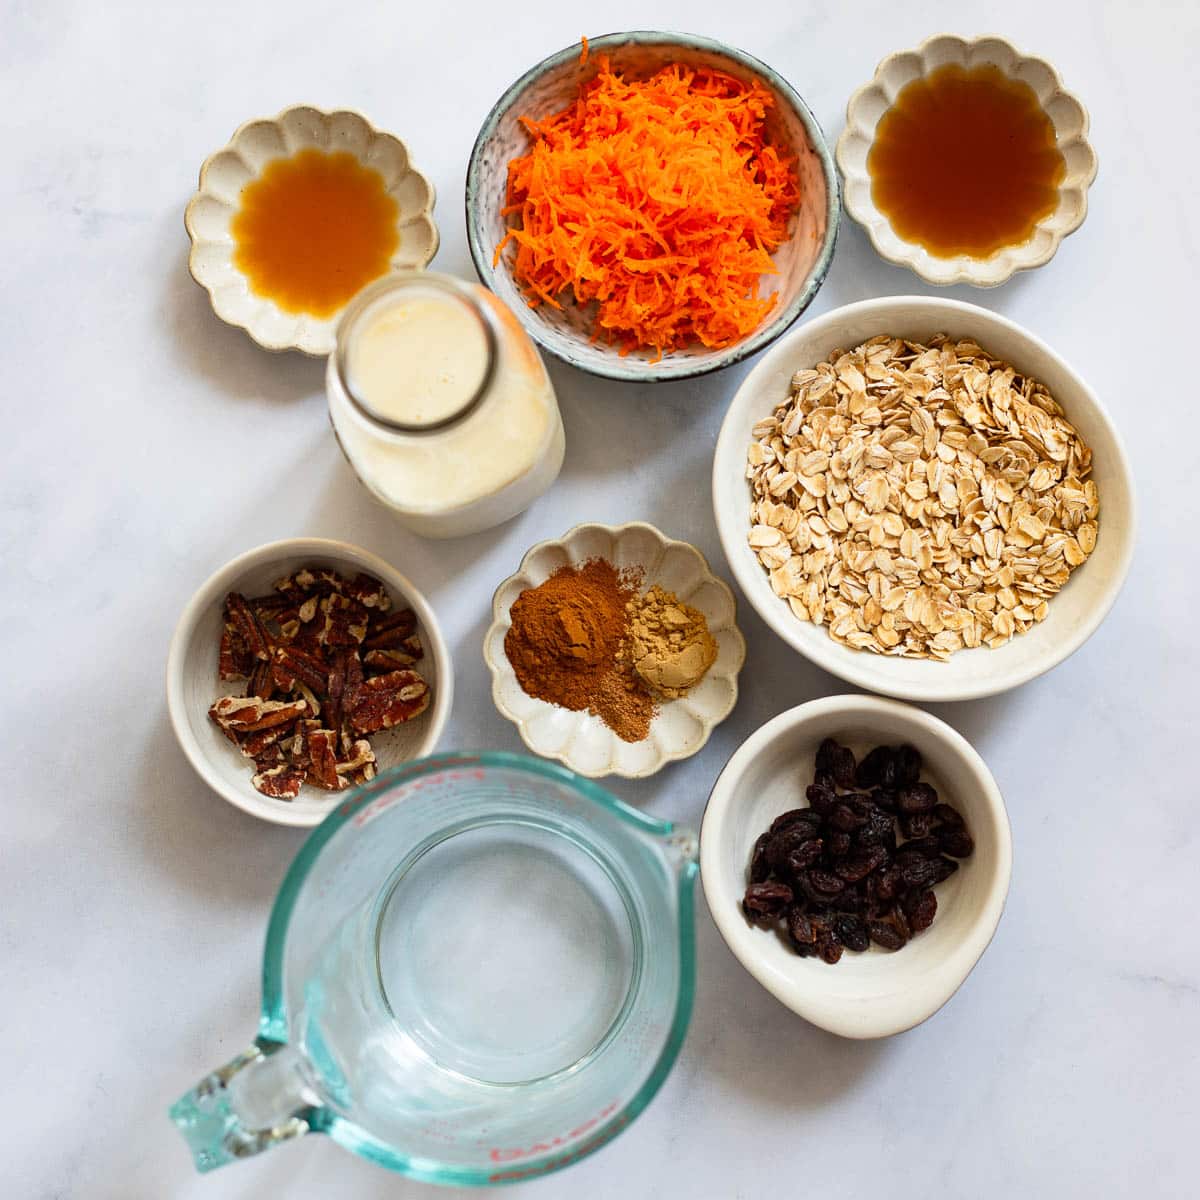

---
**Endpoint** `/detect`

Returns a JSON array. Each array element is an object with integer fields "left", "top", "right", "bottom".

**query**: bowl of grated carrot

[{"left": 466, "top": 31, "right": 840, "bottom": 382}]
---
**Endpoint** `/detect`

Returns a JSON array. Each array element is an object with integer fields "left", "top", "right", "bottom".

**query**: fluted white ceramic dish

[
  {"left": 185, "top": 106, "right": 439, "bottom": 355},
  {"left": 467, "top": 31, "right": 839, "bottom": 381},
  {"left": 836, "top": 34, "right": 1097, "bottom": 287},
  {"left": 702, "top": 695, "right": 1012, "bottom": 1039},
  {"left": 167, "top": 538, "right": 451, "bottom": 827},
  {"left": 485, "top": 523, "right": 745, "bottom": 778},
  {"left": 712, "top": 296, "right": 1136, "bottom": 702}
]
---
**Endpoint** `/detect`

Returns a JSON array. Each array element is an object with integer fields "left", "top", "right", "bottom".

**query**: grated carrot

[{"left": 495, "top": 52, "right": 800, "bottom": 358}]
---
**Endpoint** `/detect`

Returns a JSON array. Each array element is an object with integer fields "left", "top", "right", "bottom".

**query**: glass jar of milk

[{"left": 326, "top": 272, "right": 565, "bottom": 538}]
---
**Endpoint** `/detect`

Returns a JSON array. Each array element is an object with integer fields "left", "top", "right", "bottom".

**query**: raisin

[
  {"left": 770, "top": 808, "right": 821, "bottom": 835},
  {"left": 868, "top": 919, "right": 906, "bottom": 950},
  {"left": 833, "top": 914, "right": 870, "bottom": 952},
  {"left": 832, "top": 745, "right": 857, "bottom": 790},
  {"left": 928, "top": 856, "right": 959, "bottom": 885},
  {"left": 855, "top": 745, "right": 894, "bottom": 788},
  {"left": 938, "top": 828, "right": 975, "bottom": 858},
  {"left": 901, "top": 811, "right": 934, "bottom": 839},
  {"left": 827, "top": 831, "right": 852, "bottom": 858},
  {"left": 899, "top": 854, "right": 943, "bottom": 889},
  {"left": 743, "top": 881, "right": 793, "bottom": 924},
  {"left": 903, "top": 888, "right": 938, "bottom": 932},
  {"left": 766, "top": 826, "right": 814, "bottom": 871},
  {"left": 932, "top": 803, "right": 964, "bottom": 827},
  {"left": 787, "top": 839, "right": 825, "bottom": 874},
  {"left": 814, "top": 738, "right": 841, "bottom": 776},
  {"left": 871, "top": 786, "right": 899, "bottom": 812},
  {"left": 898, "top": 782, "right": 937, "bottom": 814},
  {"left": 806, "top": 782, "right": 835, "bottom": 814},
  {"left": 829, "top": 803, "right": 865, "bottom": 832},
  {"left": 895, "top": 743, "right": 922, "bottom": 786},
  {"left": 786, "top": 905, "right": 816, "bottom": 947},
  {"left": 817, "top": 932, "right": 844, "bottom": 965},
  {"left": 859, "top": 808, "right": 896, "bottom": 846},
  {"left": 875, "top": 865, "right": 901, "bottom": 902},
  {"left": 897, "top": 835, "right": 941, "bottom": 857},
  {"left": 836, "top": 847, "right": 887, "bottom": 883},
  {"left": 749, "top": 832, "right": 772, "bottom": 883},
  {"left": 807, "top": 870, "right": 846, "bottom": 899}
]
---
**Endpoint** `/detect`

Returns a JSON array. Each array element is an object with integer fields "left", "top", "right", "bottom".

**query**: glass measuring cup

[{"left": 170, "top": 752, "right": 698, "bottom": 1186}]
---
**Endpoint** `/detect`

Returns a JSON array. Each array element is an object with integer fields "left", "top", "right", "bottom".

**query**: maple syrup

[
  {"left": 868, "top": 64, "right": 1065, "bottom": 259},
  {"left": 231, "top": 149, "right": 399, "bottom": 317}
]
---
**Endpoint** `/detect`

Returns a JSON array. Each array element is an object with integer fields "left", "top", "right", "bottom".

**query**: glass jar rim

[{"left": 333, "top": 272, "right": 501, "bottom": 435}]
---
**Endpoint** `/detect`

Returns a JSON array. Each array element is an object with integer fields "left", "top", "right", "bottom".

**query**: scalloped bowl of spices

[
  {"left": 836, "top": 34, "right": 1097, "bottom": 287},
  {"left": 485, "top": 523, "right": 745, "bottom": 777},
  {"left": 467, "top": 32, "right": 839, "bottom": 380},
  {"left": 186, "top": 105, "right": 439, "bottom": 354}
]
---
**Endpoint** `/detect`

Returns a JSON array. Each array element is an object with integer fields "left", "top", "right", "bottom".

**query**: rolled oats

[{"left": 745, "top": 335, "right": 1099, "bottom": 660}]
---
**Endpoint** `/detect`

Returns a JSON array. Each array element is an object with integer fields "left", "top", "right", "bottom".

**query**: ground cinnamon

[{"left": 504, "top": 558, "right": 656, "bottom": 742}]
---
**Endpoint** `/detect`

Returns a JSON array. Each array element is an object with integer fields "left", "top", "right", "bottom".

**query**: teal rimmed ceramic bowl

[{"left": 465, "top": 31, "right": 840, "bottom": 382}]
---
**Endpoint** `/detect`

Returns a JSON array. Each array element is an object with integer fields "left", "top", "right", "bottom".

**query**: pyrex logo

[{"left": 488, "top": 1102, "right": 622, "bottom": 1178}]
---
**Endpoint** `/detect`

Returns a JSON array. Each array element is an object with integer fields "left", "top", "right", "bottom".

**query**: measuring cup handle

[{"left": 169, "top": 1042, "right": 318, "bottom": 1172}]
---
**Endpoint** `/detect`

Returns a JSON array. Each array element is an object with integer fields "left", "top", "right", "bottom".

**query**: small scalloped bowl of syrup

[
  {"left": 836, "top": 35, "right": 1098, "bottom": 287},
  {"left": 186, "top": 106, "right": 439, "bottom": 355}
]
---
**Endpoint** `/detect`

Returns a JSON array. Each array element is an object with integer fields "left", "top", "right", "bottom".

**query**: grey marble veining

[{"left": 1, "top": 1, "right": 1195, "bottom": 1197}]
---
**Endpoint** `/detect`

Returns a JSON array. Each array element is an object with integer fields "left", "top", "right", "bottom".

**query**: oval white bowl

[
  {"left": 701, "top": 695, "right": 1012, "bottom": 1039},
  {"left": 484, "top": 522, "right": 746, "bottom": 778},
  {"left": 166, "top": 538, "right": 452, "bottom": 827},
  {"left": 185, "top": 105, "right": 439, "bottom": 355},
  {"left": 712, "top": 296, "right": 1136, "bottom": 702},
  {"left": 836, "top": 34, "right": 1098, "bottom": 287}
]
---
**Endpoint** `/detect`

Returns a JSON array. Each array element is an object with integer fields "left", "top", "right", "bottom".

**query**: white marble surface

[{"left": 3, "top": 1, "right": 1195, "bottom": 1196}]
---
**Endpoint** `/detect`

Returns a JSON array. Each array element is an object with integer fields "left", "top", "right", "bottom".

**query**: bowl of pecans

[
  {"left": 712, "top": 295, "right": 1135, "bottom": 701},
  {"left": 701, "top": 694, "right": 1012, "bottom": 1038},
  {"left": 166, "top": 538, "right": 451, "bottom": 826}
]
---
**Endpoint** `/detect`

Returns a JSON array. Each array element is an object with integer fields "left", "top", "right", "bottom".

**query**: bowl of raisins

[{"left": 700, "top": 694, "right": 1012, "bottom": 1038}]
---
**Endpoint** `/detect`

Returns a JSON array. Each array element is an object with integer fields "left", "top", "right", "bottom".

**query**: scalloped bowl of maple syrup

[
  {"left": 836, "top": 35, "right": 1097, "bottom": 287},
  {"left": 185, "top": 106, "right": 439, "bottom": 355}
]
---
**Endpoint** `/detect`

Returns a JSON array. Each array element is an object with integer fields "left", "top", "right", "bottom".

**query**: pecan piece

[
  {"left": 283, "top": 718, "right": 322, "bottom": 769},
  {"left": 270, "top": 644, "right": 328, "bottom": 694},
  {"left": 304, "top": 728, "right": 345, "bottom": 791},
  {"left": 362, "top": 608, "right": 417, "bottom": 651},
  {"left": 251, "top": 744, "right": 285, "bottom": 770},
  {"left": 248, "top": 593, "right": 292, "bottom": 620},
  {"left": 238, "top": 725, "right": 289, "bottom": 760},
  {"left": 246, "top": 660, "right": 275, "bottom": 700},
  {"left": 363, "top": 637, "right": 423, "bottom": 671},
  {"left": 252, "top": 763, "right": 304, "bottom": 800},
  {"left": 210, "top": 695, "right": 308, "bottom": 733},
  {"left": 224, "top": 592, "right": 272, "bottom": 661},
  {"left": 344, "top": 572, "right": 392, "bottom": 612},
  {"left": 218, "top": 625, "right": 253, "bottom": 680},
  {"left": 318, "top": 593, "right": 369, "bottom": 649},
  {"left": 336, "top": 738, "right": 376, "bottom": 778},
  {"left": 325, "top": 651, "right": 348, "bottom": 737},
  {"left": 348, "top": 670, "right": 430, "bottom": 735}
]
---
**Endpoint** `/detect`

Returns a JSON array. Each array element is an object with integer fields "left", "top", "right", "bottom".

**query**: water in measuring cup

[{"left": 295, "top": 820, "right": 638, "bottom": 1142}]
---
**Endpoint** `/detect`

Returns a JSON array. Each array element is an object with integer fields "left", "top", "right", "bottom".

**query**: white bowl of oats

[{"left": 712, "top": 297, "right": 1135, "bottom": 701}]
